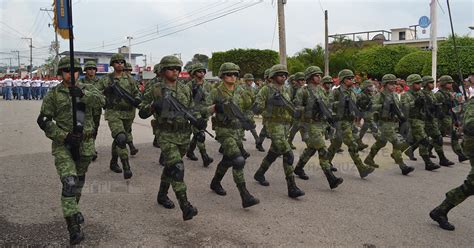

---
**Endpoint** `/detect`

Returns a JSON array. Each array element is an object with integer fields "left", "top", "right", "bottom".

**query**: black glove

[
  {"left": 103, "top": 85, "right": 114, "bottom": 95},
  {"left": 398, "top": 116, "right": 407, "bottom": 124},
  {"left": 69, "top": 86, "right": 84, "bottom": 98},
  {"left": 64, "top": 132, "right": 83, "bottom": 146},
  {"left": 152, "top": 100, "right": 164, "bottom": 114},
  {"left": 37, "top": 114, "right": 51, "bottom": 130},
  {"left": 132, "top": 98, "right": 141, "bottom": 108},
  {"left": 293, "top": 108, "right": 302, "bottom": 119},
  {"left": 195, "top": 131, "right": 206, "bottom": 143},
  {"left": 195, "top": 118, "right": 207, "bottom": 130},
  {"left": 215, "top": 102, "right": 225, "bottom": 114}
]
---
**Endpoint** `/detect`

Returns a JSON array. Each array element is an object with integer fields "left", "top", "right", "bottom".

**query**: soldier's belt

[{"left": 158, "top": 122, "right": 190, "bottom": 132}]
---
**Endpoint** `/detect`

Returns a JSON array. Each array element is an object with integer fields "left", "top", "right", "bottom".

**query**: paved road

[{"left": 1, "top": 100, "right": 473, "bottom": 247}]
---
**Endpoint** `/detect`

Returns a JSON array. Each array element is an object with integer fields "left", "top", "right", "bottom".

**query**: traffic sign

[{"left": 419, "top": 16, "right": 431, "bottom": 28}]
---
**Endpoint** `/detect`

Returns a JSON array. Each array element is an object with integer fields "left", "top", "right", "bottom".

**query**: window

[{"left": 399, "top": 31, "right": 406, "bottom": 40}]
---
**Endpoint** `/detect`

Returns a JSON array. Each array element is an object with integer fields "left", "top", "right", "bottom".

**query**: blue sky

[{"left": 0, "top": 0, "right": 472, "bottom": 67}]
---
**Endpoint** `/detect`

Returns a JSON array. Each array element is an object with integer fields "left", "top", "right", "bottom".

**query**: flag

[{"left": 53, "top": 0, "right": 71, "bottom": 39}]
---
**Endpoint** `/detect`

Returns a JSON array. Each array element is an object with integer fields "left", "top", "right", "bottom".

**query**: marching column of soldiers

[{"left": 37, "top": 54, "right": 473, "bottom": 244}]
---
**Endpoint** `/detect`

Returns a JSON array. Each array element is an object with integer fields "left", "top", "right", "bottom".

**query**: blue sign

[
  {"left": 419, "top": 16, "right": 431, "bottom": 28},
  {"left": 55, "top": 0, "right": 70, "bottom": 29}
]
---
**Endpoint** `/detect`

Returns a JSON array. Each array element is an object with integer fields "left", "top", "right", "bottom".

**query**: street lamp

[{"left": 469, "top": 26, "right": 474, "bottom": 30}]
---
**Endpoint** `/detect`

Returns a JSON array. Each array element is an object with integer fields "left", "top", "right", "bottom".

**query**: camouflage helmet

[
  {"left": 421, "top": 75, "right": 435, "bottom": 87},
  {"left": 243, "top": 73, "right": 254, "bottom": 81},
  {"left": 190, "top": 63, "right": 206, "bottom": 75},
  {"left": 406, "top": 74, "right": 423, "bottom": 86},
  {"left": 269, "top": 64, "right": 288, "bottom": 78},
  {"left": 264, "top": 69, "right": 271, "bottom": 79},
  {"left": 57, "top": 56, "right": 81, "bottom": 75},
  {"left": 153, "top": 63, "right": 161, "bottom": 73},
  {"left": 304, "top": 66, "right": 323, "bottom": 80},
  {"left": 338, "top": 69, "right": 355, "bottom": 82},
  {"left": 438, "top": 75, "right": 454, "bottom": 86},
  {"left": 109, "top": 53, "right": 126, "bottom": 65},
  {"left": 294, "top": 72, "right": 306, "bottom": 81},
  {"left": 84, "top": 61, "right": 97, "bottom": 69},
  {"left": 218, "top": 62, "right": 240, "bottom": 78},
  {"left": 322, "top": 76, "right": 333, "bottom": 84},
  {"left": 287, "top": 74, "right": 295, "bottom": 83},
  {"left": 125, "top": 63, "right": 132, "bottom": 71},
  {"left": 381, "top": 74, "right": 397, "bottom": 85},
  {"left": 159, "top": 55, "right": 183, "bottom": 71},
  {"left": 361, "top": 80, "right": 374, "bottom": 90}
]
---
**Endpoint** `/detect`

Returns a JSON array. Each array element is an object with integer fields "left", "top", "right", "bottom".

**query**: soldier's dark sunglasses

[
  {"left": 164, "top": 66, "right": 181, "bottom": 71},
  {"left": 85, "top": 67, "right": 97, "bottom": 71},
  {"left": 224, "top": 72, "right": 239, "bottom": 77},
  {"left": 113, "top": 61, "right": 125, "bottom": 65},
  {"left": 195, "top": 70, "right": 206, "bottom": 74},
  {"left": 274, "top": 72, "right": 288, "bottom": 78}
]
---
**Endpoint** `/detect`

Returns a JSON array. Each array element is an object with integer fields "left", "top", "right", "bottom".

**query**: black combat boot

[
  {"left": 323, "top": 169, "right": 343, "bottom": 189},
  {"left": 218, "top": 146, "right": 224, "bottom": 154},
  {"left": 239, "top": 146, "right": 251, "bottom": 159},
  {"left": 177, "top": 192, "right": 198, "bottom": 221},
  {"left": 329, "top": 162, "right": 338, "bottom": 172},
  {"left": 438, "top": 152, "right": 455, "bottom": 167},
  {"left": 65, "top": 214, "right": 84, "bottom": 245},
  {"left": 237, "top": 182, "right": 260, "bottom": 208},
  {"left": 398, "top": 163, "right": 415, "bottom": 176},
  {"left": 430, "top": 203, "right": 456, "bottom": 231},
  {"left": 357, "top": 163, "right": 375, "bottom": 179},
  {"left": 186, "top": 151, "right": 198, "bottom": 161},
  {"left": 75, "top": 212, "right": 84, "bottom": 224},
  {"left": 210, "top": 177, "right": 227, "bottom": 196},
  {"left": 201, "top": 152, "right": 214, "bottom": 167},
  {"left": 153, "top": 136, "right": 160, "bottom": 148},
  {"left": 157, "top": 182, "right": 175, "bottom": 209},
  {"left": 364, "top": 152, "right": 380, "bottom": 169},
  {"left": 159, "top": 152, "right": 165, "bottom": 166},
  {"left": 254, "top": 169, "right": 270, "bottom": 186},
  {"left": 186, "top": 138, "right": 199, "bottom": 161},
  {"left": 357, "top": 139, "right": 369, "bottom": 151},
  {"left": 293, "top": 164, "right": 309, "bottom": 180},
  {"left": 458, "top": 153, "right": 469, "bottom": 163},
  {"left": 92, "top": 150, "right": 98, "bottom": 161},
  {"left": 128, "top": 142, "right": 139, "bottom": 156},
  {"left": 422, "top": 155, "right": 440, "bottom": 171},
  {"left": 109, "top": 151, "right": 122, "bottom": 173},
  {"left": 255, "top": 139, "right": 265, "bottom": 152},
  {"left": 404, "top": 147, "right": 417, "bottom": 161},
  {"left": 289, "top": 142, "right": 296, "bottom": 150},
  {"left": 286, "top": 176, "right": 305, "bottom": 198},
  {"left": 121, "top": 159, "right": 133, "bottom": 179}
]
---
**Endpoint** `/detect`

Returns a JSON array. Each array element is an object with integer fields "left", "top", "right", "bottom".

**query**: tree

[
  {"left": 209, "top": 49, "right": 279, "bottom": 79},
  {"left": 354, "top": 45, "right": 417, "bottom": 79},
  {"left": 287, "top": 45, "right": 324, "bottom": 74},
  {"left": 184, "top": 53, "right": 210, "bottom": 72},
  {"left": 437, "top": 35, "right": 474, "bottom": 79},
  {"left": 394, "top": 51, "right": 431, "bottom": 79}
]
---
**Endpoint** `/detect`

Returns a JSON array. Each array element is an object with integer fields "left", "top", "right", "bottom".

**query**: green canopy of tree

[{"left": 209, "top": 49, "right": 278, "bottom": 79}]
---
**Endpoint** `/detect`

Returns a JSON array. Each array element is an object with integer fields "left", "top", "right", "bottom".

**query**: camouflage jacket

[
  {"left": 372, "top": 90, "right": 401, "bottom": 122},
  {"left": 208, "top": 83, "right": 246, "bottom": 133},
  {"left": 187, "top": 78, "right": 213, "bottom": 117},
  {"left": 239, "top": 83, "right": 257, "bottom": 117},
  {"left": 435, "top": 88, "right": 454, "bottom": 117},
  {"left": 79, "top": 76, "right": 102, "bottom": 115},
  {"left": 401, "top": 89, "right": 425, "bottom": 120},
  {"left": 357, "top": 91, "right": 374, "bottom": 112},
  {"left": 97, "top": 72, "right": 141, "bottom": 120},
  {"left": 254, "top": 83, "right": 293, "bottom": 124},
  {"left": 330, "top": 85, "right": 359, "bottom": 122},
  {"left": 294, "top": 84, "right": 329, "bottom": 123},
  {"left": 40, "top": 81, "right": 105, "bottom": 155},
  {"left": 140, "top": 80, "right": 194, "bottom": 144}
]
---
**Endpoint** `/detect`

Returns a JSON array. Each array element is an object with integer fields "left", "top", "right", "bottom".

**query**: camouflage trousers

[
  {"left": 327, "top": 120, "right": 367, "bottom": 169},
  {"left": 368, "top": 121, "right": 409, "bottom": 164},
  {"left": 439, "top": 136, "right": 474, "bottom": 210},
  {"left": 159, "top": 139, "right": 189, "bottom": 196},
  {"left": 359, "top": 114, "right": 379, "bottom": 140},
  {"left": 408, "top": 119, "right": 430, "bottom": 156},
  {"left": 92, "top": 113, "right": 101, "bottom": 139},
  {"left": 438, "top": 117, "right": 464, "bottom": 157},
  {"left": 257, "top": 122, "right": 294, "bottom": 178},
  {"left": 288, "top": 120, "right": 305, "bottom": 144},
  {"left": 296, "top": 121, "right": 330, "bottom": 171},
  {"left": 214, "top": 127, "right": 246, "bottom": 185},
  {"left": 107, "top": 116, "right": 134, "bottom": 160},
  {"left": 189, "top": 126, "right": 207, "bottom": 154},
  {"left": 53, "top": 145, "right": 92, "bottom": 218}
]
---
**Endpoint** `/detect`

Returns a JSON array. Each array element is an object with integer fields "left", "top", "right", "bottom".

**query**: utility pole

[
  {"left": 40, "top": 8, "right": 60, "bottom": 75},
  {"left": 126, "top": 36, "right": 133, "bottom": 65},
  {"left": 11, "top": 50, "right": 20, "bottom": 75},
  {"left": 277, "top": 0, "right": 287, "bottom": 66},
  {"left": 430, "top": 0, "right": 437, "bottom": 87},
  {"left": 324, "top": 10, "right": 329, "bottom": 76},
  {"left": 143, "top": 55, "right": 147, "bottom": 67},
  {"left": 22, "top": 37, "right": 33, "bottom": 77}
]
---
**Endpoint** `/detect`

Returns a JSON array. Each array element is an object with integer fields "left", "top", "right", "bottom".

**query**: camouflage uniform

[
  {"left": 435, "top": 75, "right": 468, "bottom": 162},
  {"left": 185, "top": 63, "right": 214, "bottom": 167},
  {"left": 421, "top": 76, "right": 455, "bottom": 166},
  {"left": 139, "top": 55, "right": 201, "bottom": 220},
  {"left": 401, "top": 74, "right": 440, "bottom": 171},
  {"left": 145, "top": 64, "right": 162, "bottom": 148},
  {"left": 292, "top": 66, "right": 343, "bottom": 189},
  {"left": 253, "top": 64, "right": 305, "bottom": 198},
  {"left": 255, "top": 69, "right": 272, "bottom": 152},
  {"left": 96, "top": 54, "right": 141, "bottom": 179},
  {"left": 430, "top": 97, "right": 474, "bottom": 231},
  {"left": 239, "top": 73, "right": 261, "bottom": 148},
  {"left": 364, "top": 74, "right": 414, "bottom": 175},
  {"left": 326, "top": 70, "right": 375, "bottom": 178},
  {"left": 357, "top": 80, "right": 379, "bottom": 146},
  {"left": 287, "top": 72, "right": 306, "bottom": 149},
  {"left": 37, "top": 57, "right": 105, "bottom": 244},
  {"left": 207, "top": 63, "right": 260, "bottom": 208}
]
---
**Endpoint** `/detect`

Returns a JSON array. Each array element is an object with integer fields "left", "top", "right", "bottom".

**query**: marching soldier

[
  {"left": 356, "top": 79, "right": 379, "bottom": 149},
  {"left": 240, "top": 73, "right": 260, "bottom": 146},
  {"left": 287, "top": 72, "right": 306, "bottom": 149},
  {"left": 255, "top": 68, "right": 272, "bottom": 152}
]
